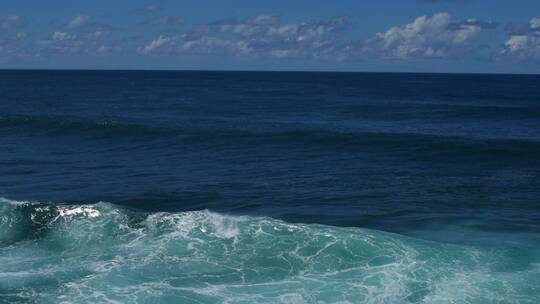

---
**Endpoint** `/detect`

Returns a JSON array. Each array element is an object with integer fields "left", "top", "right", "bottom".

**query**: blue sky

[{"left": 1, "top": 0, "right": 539, "bottom": 73}]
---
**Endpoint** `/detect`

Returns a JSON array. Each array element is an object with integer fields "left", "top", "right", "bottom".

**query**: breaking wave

[{"left": 1, "top": 198, "right": 538, "bottom": 303}]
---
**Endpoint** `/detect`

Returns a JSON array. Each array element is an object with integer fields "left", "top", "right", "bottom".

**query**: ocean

[{"left": 1, "top": 70, "right": 539, "bottom": 303}]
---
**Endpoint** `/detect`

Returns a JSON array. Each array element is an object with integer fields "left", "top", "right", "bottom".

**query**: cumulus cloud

[
  {"left": 138, "top": 35, "right": 173, "bottom": 54},
  {"left": 4, "top": 11, "right": 537, "bottom": 66},
  {"left": 357, "top": 13, "right": 484, "bottom": 59},
  {"left": 139, "top": 15, "right": 351, "bottom": 59},
  {"left": 449, "top": 19, "right": 498, "bottom": 30},
  {"left": 39, "top": 32, "right": 84, "bottom": 54},
  {"left": 40, "top": 33, "right": 120, "bottom": 55},
  {"left": 137, "top": 13, "right": 501, "bottom": 61},
  {"left": 35, "top": 20, "right": 120, "bottom": 56},
  {"left": 500, "top": 17, "right": 540, "bottom": 60},
  {"left": 67, "top": 15, "right": 90, "bottom": 29}
]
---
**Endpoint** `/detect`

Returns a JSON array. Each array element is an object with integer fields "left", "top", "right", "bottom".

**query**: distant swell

[
  {"left": 2, "top": 114, "right": 540, "bottom": 160},
  {"left": 1, "top": 198, "right": 538, "bottom": 303}
]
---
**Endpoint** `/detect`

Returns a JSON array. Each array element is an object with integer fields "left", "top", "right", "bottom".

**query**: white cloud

[
  {"left": 175, "top": 15, "right": 350, "bottom": 59},
  {"left": 505, "top": 35, "right": 530, "bottom": 52},
  {"left": 181, "top": 36, "right": 235, "bottom": 54},
  {"left": 366, "top": 13, "right": 482, "bottom": 59},
  {"left": 501, "top": 35, "right": 540, "bottom": 59},
  {"left": 67, "top": 15, "right": 90, "bottom": 29},
  {"left": 52, "top": 31, "right": 76, "bottom": 41},
  {"left": 37, "top": 27, "right": 120, "bottom": 56},
  {"left": 138, "top": 14, "right": 501, "bottom": 61},
  {"left": 4, "top": 12, "right": 536, "bottom": 66},
  {"left": 41, "top": 33, "right": 84, "bottom": 54},
  {"left": 530, "top": 17, "right": 540, "bottom": 30},
  {"left": 500, "top": 17, "right": 540, "bottom": 60},
  {"left": 267, "top": 24, "right": 299, "bottom": 37},
  {"left": 138, "top": 35, "right": 173, "bottom": 54},
  {"left": 139, "top": 14, "right": 494, "bottom": 61}
]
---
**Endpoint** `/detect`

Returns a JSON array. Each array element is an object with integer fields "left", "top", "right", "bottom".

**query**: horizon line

[{"left": 0, "top": 68, "right": 539, "bottom": 76}]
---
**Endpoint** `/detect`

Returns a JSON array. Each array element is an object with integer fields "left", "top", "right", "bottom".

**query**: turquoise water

[{"left": 1, "top": 198, "right": 538, "bottom": 303}]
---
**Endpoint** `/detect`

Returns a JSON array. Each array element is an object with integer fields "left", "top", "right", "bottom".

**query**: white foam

[
  {"left": 0, "top": 197, "right": 41, "bottom": 206},
  {"left": 1, "top": 197, "right": 101, "bottom": 220},
  {"left": 208, "top": 212, "right": 239, "bottom": 239},
  {"left": 57, "top": 206, "right": 101, "bottom": 218}
]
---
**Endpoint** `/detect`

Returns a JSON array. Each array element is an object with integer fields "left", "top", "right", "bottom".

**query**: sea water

[{"left": 1, "top": 71, "right": 539, "bottom": 303}]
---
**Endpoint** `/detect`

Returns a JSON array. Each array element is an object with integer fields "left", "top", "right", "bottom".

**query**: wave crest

[{"left": 0, "top": 198, "right": 538, "bottom": 303}]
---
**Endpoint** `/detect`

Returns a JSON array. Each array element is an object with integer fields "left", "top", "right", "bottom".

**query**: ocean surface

[{"left": 1, "top": 70, "right": 539, "bottom": 303}]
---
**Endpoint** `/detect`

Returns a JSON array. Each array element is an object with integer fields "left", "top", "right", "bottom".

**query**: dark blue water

[{"left": 1, "top": 71, "right": 539, "bottom": 303}]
